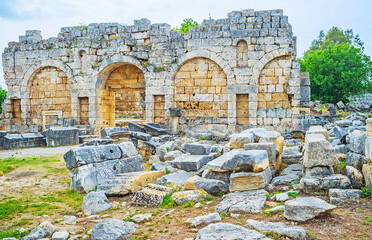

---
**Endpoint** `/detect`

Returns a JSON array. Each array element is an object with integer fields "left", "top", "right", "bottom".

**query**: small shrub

[
  {"left": 199, "top": 136, "right": 206, "bottom": 140},
  {"left": 160, "top": 194, "right": 175, "bottom": 208},
  {"left": 362, "top": 185, "right": 371, "bottom": 197},
  {"left": 181, "top": 201, "right": 195, "bottom": 209},
  {"left": 217, "top": 191, "right": 224, "bottom": 197},
  {"left": 287, "top": 192, "right": 298, "bottom": 198},
  {"left": 205, "top": 194, "right": 213, "bottom": 201},
  {"left": 166, "top": 147, "right": 170, "bottom": 152},
  {"left": 164, "top": 167, "right": 171, "bottom": 175}
]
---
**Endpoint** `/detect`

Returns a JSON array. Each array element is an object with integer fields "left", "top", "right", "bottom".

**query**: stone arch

[
  {"left": 169, "top": 49, "right": 234, "bottom": 86},
  {"left": 95, "top": 57, "right": 146, "bottom": 128},
  {"left": 236, "top": 40, "right": 248, "bottom": 67},
  {"left": 27, "top": 66, "right": 72, "bottom": 126},
  {"left": 257, "top": 55, "right": 292, "bottom": 109},
  {"left": 173, "top": 57, "right": 228, "bottom": 123}
]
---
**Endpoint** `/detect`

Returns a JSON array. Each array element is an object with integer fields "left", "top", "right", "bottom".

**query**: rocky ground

[{"left": 0, "top": 152, "right": 371, "bottom": 240}]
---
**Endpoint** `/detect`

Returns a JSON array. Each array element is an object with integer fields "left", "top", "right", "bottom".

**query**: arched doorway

[
  {"left": 97, "top": 63, "right": 146, "bottom": 128},
  {"left": 173, "top": 57, "right": 228, "bottom": 123},
  {"left": 28, "top": 66, "right": 72, "bottom": 127}
]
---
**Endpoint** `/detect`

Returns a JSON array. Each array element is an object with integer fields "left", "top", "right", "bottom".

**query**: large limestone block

[
  {"left": 257, "top": 130, "right": 285, "bottom": 155},
  {"left": 43, "top": 127, "right": 79, "bottom": 147},
  {"left": 299, "top": 174, "right": 352, "bottom": 194},
  {"left": 172, "top": 189, "right": 208, "bottom": 205},
  {"left": 196, "top": 223, "right": 270, "bottom": 240},
  {"left": 215, "top": 189, "right": 268, "bottom": 214},
  {"left": 303, "top": 133, "right": 339, "bottom": 168},
  {"left": 132, "top": 184, "right": 174, "bottom": 207},
  {"left": 227, "top": 132, "right": 254, "bottom": 149},
  {"left": 329, "top": 189, "right": 364, "bottom": 204},
  {"left": 96, "top": 171, "right": 165, "bottom": 196},
  {"left": 170, "top": 154, "right": 215, "bottom": 171},
  {"left": 70, "top": 155, "right": 144, "bottom": 193},
  {"left": 184, "top": 175, "right": 228, "bottom": 194},
  {"left": 82, "top": 192, "right": 111, "bottom": 215},
  {"left": 207, "top": 149, "right": 269, "bottom": 172},
  {"left": 366, "top": 118, "right": 372, "bottom": 136},
  {"left": 182, "top": 143, "right": 212, "bottom": 155},
  {"left": 156, "top": 170, "right": 194, "bottom": 189},
  {"left": 229, "top": 167, "right": 272, "bottom": 192},
  {"left": 362, "top": 164, "right": 372, "bottom": 187},
  {"left": 349, "top": 130, "right": 366, "bottom": 154},
  {"left": 244, "top": 142, "right": 276, "bottom": 167},
  {"left": 284, "top": 197, "right": 336, "bottom": 221},
  {"left": 306, "top": 126, "right": 330, "bottom": 142},
  {"left": 366, "top": 136, "right": 372, "bottom": 162}
]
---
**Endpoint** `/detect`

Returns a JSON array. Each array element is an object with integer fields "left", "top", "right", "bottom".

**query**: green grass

[
  {"left": 0, "top": 155, "right": 61, "bottom": 176},
  {"left": 160, "top": 194, "right": 175, "bottom": 208},
  {"left": 362, "top": 185, "right": 371, "bottom": 197},
  {"left": 0, "top": 228, "right": 30, "bottom": 239},
  {"left": 181, "top": 201, "right": 195, "bottom": 209},
  {"left": 40, "top": 189, "right": 84, "bottom": 212}
]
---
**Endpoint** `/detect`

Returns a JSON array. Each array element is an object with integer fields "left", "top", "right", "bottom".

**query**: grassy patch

[
  {"left": 334, "top": 160, "right": 346, "bottom": 175},
  {"left": 0, "top": 228, "right": 30, "bottom": 239},
  {"left": 160, "top": 194, "right": 175, "bottom": 208},
  {"left": 0, "top": 156, "right": 61, "bottom": 176},
  {"left": 40, "top": 189, "right": 84, "bottom": 212}
]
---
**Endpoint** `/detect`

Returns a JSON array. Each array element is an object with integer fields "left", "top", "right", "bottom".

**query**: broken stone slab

[
  {"left": 91, "top": 219, "right": 136, "bottom": 240},
  {"left": 96, "top": 170, "right": 165, "bottom": 196},
  {"left": 142, "top": 140, "right": 160, "bottom": 154},
  {"left": 227, "top": 132, "right": 254, "bottom": 149},
  {"left": 244, "top": 142, "right": 276, "bottom": 166},
  {"left": 207, "top": 149, "right": 269, "bottom": 173},
  {"left": 80, "top": 138, "right": 114, "bottom": 147},
  {"left": 303, "top": 133, "right": 339, "bottom": 168},
  {"left": 64, "top": 144, "right": 124, "bottom": 169},
  {"left": 172, "top": 189, "right": 208, "bottom": 205},
  {"left": 100, "top": 127, "right": 128, "bottom": 138},
  {"left": 202, "top": 168, "right": 231, "bottom": 186},
  {"left": 215, "top": 189, "right": 268, "bottom": 214},
  {"left": 156, "top": 170, "right": 194, "bottom": 189},
  {"left": 349, "top": 130, "right": 366, "bottom": 154},
  {"left": 246, "top": 219, "right": 307, "bottom": 240},
  {"left": 335, "top": 119, "right": 353, "bottom": 127},
  {"left": 329, "top": 188, "right": 364, "bottom": 204},
  {"left": 274, "top": 191, "right": 298, "bottom": 202},
  {"left": 51, "top": 231, "right": 69, "bottom": 240},
  {"left": 143, "top": 123, "right": 171, "bottom": 136},
  {"left": 284, "top": 197, "right": 336, "bottom": 221},
  {"left": 2, "top": 133, "right": 45, "bottom": 149},
  {"left": 170, "top": 154, "right": 215, "bottom": 171},
  {"left": 362, "top": 164, "right": 372, "bottom": 187},
  {"left": 195, "top": 222, "right": 270, "bottom": 240},
  {"left": 346, "top": 152, "right": 368, "bottom": 172},
  {"left": 182, "top": 143, "right": 212, "bottom": 155},
  {"left": 128, "top": 122, "right": 146, "bottom": 133},
  {"left": 299, "top": 174, "right": 352, "bottom": 194},
  {"left": 333, "top": 126, "right": 348, "bottom": 142},
  {"left": 186, "top": 213, "right": 221, "bottom": 227},
  {"left": 69, "top": 155, "right": 144, "bottom": 193},
  {"left": 82, "top": 192, "right": 112, "bottom": 215},
  {"left": 79, "top": 135, "right": 100, "bottom": 144},
  {"left": 64, "top": 215, "right": 77, "bottom": 225},
  {"left": 271, "top": 163, "right": 302, "bottom": 186},
  {"left": 281, "top": 146, "right": 303, "bottom": 164},
  {"left": 304, "top": 166, "right": 334, "bottom": 177},
  {"left": 150, "top": 162, "right": 178, "bottom": 173},
  {"left": 163, "top": 150, "right": 183, "bottom": 161},
  {"left": 346, "top": 166, "right": 364, "bottom": 189},
  {"left": 43, "top": 127, "right": 79, "bottom": 147},
  {"left": 306, "top": 126, "right": 330, "bottom": 141},
  {"left": 21, "top": 221, "right": 55, "bottom": 240},
  {"left": 132, "top": 184, "right": 174, "bottom": 207},
  {"left": 229, "top": 167, "right": 272, "bottom": 192},
  {"left": 184, "top": 175, "right": 228, "bottom": 194},
  {"left": 280, "top": 163, "right": 303, "bottom": 176},
  {"left": 130, "top": 213, "right": 152, "bottom": 223},
  {"left": 257, "top": 130, "right": 285, "bottom": 154},
  {"left": 365, "top": 136, "right": 372, "bottom": 162}
]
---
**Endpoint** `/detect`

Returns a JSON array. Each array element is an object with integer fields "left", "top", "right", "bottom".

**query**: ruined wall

[{"left": 1, "top": 9, "right": 311, "bottom": 133}]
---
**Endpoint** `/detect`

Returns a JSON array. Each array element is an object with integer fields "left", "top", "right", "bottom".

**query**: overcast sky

[{"left": 0, "top": 0, "right": 371, "bottom": 89}]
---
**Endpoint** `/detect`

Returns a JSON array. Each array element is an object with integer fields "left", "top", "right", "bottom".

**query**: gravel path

[{"left": 0, "top": 145, "right": 74, "bottom": 159}]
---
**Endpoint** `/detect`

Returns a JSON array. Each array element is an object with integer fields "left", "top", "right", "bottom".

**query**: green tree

[
  {"left": 172, "top": 18, "right": 199, "bottom": 36},
  {"left": 308, "top": 27, "right": 364, "bottom": 53},
  {"left": 299, "top": 43, "right": 372, "bottom": 104},
  {"left": 0, "top": 87, "right": 7, "bottom": 114}
]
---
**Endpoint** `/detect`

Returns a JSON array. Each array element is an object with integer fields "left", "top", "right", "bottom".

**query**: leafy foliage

[
  {"left": 160, "top": 194, "right": 175, "bottom": 208},
  {"left": 299, "top": 43, "right": 372, "bottom": 103},
  {"left": 172, "top": 18, "right": 199, "bottom": 36},
  {"left": 362, "top": 185, "right": 371, "bottom": 197},
  {"left": 308, "top": 27, "right": 364, "bottom": 53},
  {"left": 0, "top": 87, "right": 7, "bottom": 114}
]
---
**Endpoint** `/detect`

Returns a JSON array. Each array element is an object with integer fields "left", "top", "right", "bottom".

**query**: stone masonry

[{"left": 0, "top": 9, "right": 310, "bottom": 134}]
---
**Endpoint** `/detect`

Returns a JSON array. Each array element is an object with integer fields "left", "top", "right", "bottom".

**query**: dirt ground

[{"left": 0, "top": 154, "right": 371, "bottom": 240}]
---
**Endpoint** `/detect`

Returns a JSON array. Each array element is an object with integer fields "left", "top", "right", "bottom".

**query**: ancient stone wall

[{"left": 0, "top": 9, "right": 311, "bottom": 133}]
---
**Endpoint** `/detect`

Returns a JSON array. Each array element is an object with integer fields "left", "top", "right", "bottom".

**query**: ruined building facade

[{"left": 0, "top": 9, "right": 310, "bottom": 134}]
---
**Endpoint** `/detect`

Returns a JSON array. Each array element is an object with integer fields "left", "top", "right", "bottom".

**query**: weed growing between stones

[
  {"left": 362, "top": 185, "right": 371, "bottom": 197},
  {"left": 160, "top": 194, "right": 175, "bottom": 208}
]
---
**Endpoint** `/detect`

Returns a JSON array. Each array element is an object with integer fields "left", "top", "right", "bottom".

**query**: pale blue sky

[{"left": 1, "top": 0, "right": 371, "bottom": 89}]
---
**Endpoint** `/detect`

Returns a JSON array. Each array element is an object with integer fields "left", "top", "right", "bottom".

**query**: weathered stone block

[
  {"left": 170, "top": 154, "right": 215, "bottom": 171},
  {"left": 43, "top": 127, "right": 79, "bottom": 147},
  {"left": 303, "top": 133, "right": 339, "bottom": 168},
  {"left": 229, "top": 167, "right": 272, "bottom": 192}
]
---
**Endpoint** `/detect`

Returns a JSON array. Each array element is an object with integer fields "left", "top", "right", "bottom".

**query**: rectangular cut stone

[
  {"left": 96, "top": 171, "right": 165, "bottom": 196},
  {"left": 170, "top": 154, "right": 215, "bottom": 171},
  {"left": 303, "top": 134, "right": 339, "bottom": 168},
  {"left": 306, "top": 126, "right": 330, "bottom": 142},
  {"left": 183, "top": 143, "right": 212, "bottom": 155},
  {"left": 244, "top": 143, "right": 276, "bottom": 167},
  {"left": 229, "top": 167, "right": 272, "bottom": 192},
  {"left": 366, "top": 137, "right": 372, "bottom": 162},
  {"left": 207, "top": 149, "right": 269, "bottom": 173},
  {"left": 43, "top": 127, "right": 79, "bottom": 147}
]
